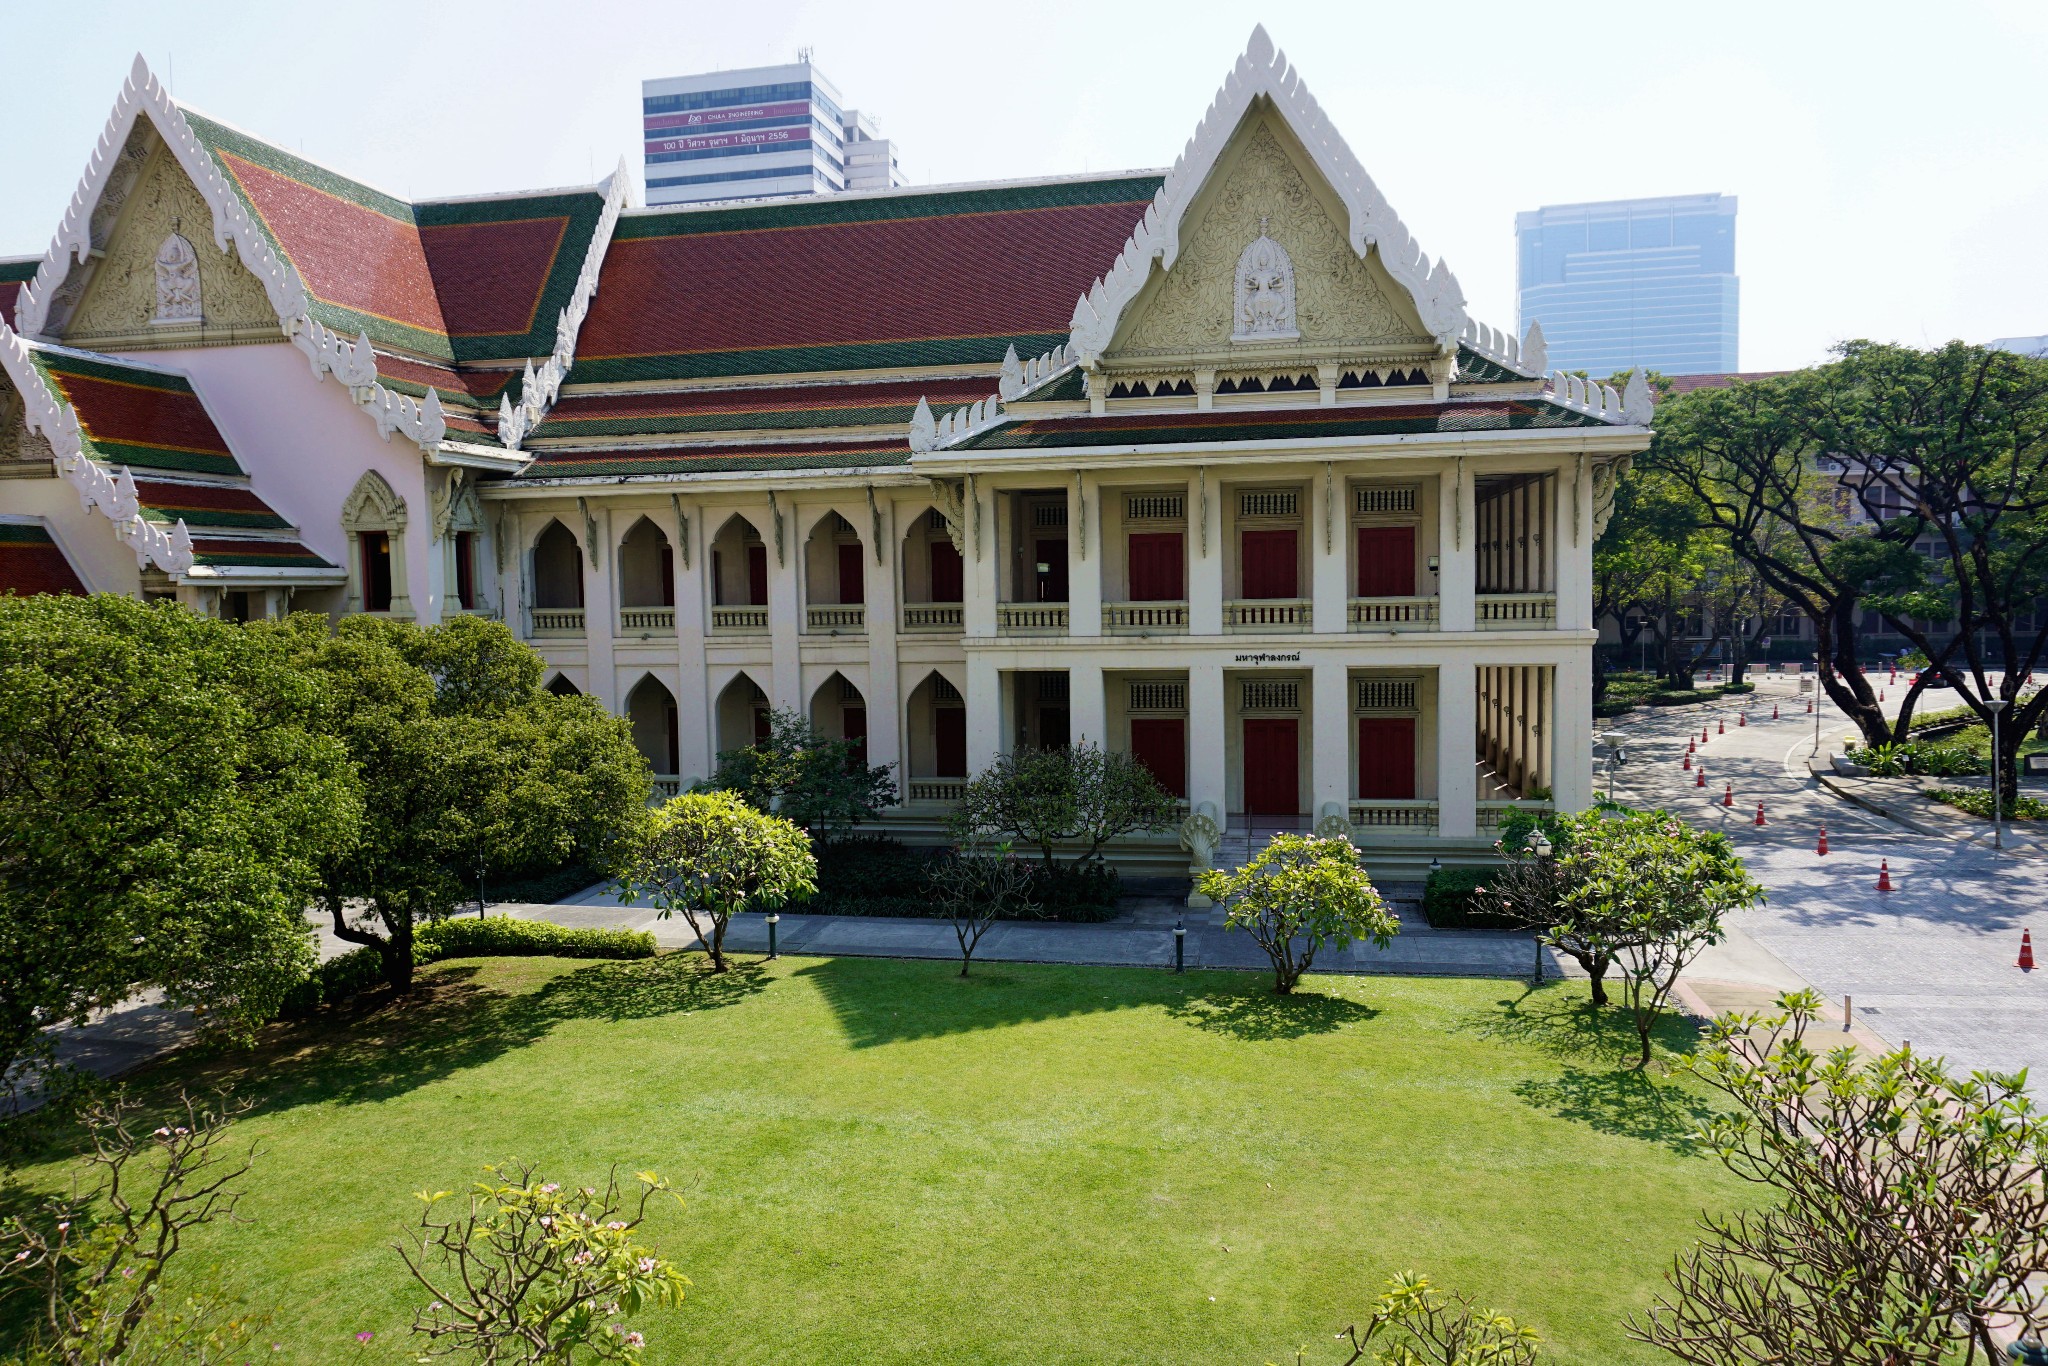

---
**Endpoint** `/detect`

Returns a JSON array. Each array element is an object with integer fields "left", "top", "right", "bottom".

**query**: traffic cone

[
  {"left": 1683, "top": 751, "right": 1692, "bottom": 770},
  {"left": 1807, "top": 698, "right": 1815, "bottom": 714},
  {"left": 1817, "top": 825, "right": 1829, "bottom": 855},
  {"left": 1723, "top": 781, "right": 1734, "bottom": 808},
  {"left": 1739, "top": 711, "right": 1748, "bottom": 727},
  {"left": 1688, "top": 739, "right": 1696, "bottom": 755},
  {"left": 2020, "top": 930, "right": 2036, "bottom": 971},
  {"left": 1754, "top": 801, "right": 1767, "bottom": 826},
  {"left": 1876, "top": 859, "right": 1894, "bottom": 892},
  {"left": 1773, "top": 704, "right": 1780, "bottom": 720},
  {"left": 1719, "top": 718, "right": 1726, "bottom": 735},
  {"left": 1696, "top": 765, "right": 1706, "bottom": 788}
]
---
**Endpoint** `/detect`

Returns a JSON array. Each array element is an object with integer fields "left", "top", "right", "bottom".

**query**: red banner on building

[
  {"left": 644, "top": 126, "right": 805, "bottom": 156},
  {"left": 644, "top": 101, "right": 810, "bottom": 134}
]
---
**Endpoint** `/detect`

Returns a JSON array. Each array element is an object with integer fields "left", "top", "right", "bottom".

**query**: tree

[
  {"left": 0, "top": 595, "right": 357, "bottom": 1083},
  {"left": 925, "top": 840, "right": 1033, "bottom": 977},
  {"left": 616, "top": 791, "right": 815, "bottom": 972},
  {"left": 702, "top": 705, "right": 896, "bottom": 836},
  {"left": 0, "top": 1089, "right": 262, "bottom": 1365},
  {"left": 1631, "top": 991, "right": 2048, "bottom": 1364},
  {"left": 1555, "top": 812, "right": 1760, "bottom": 1066},
  {"left": 400, "top": 1164, "right": 690, "bottom": 1365},
  {"left": 1476, "top": 814, "right": 1618, "bottom": 1007},
  {"left": 1594, "top": 463, "right": 1729, "bottom": 690},
  {"left": 275, "top": 614, "right": 648, "bottom": 993},
  {"left": 1198, "top": 835, "right": 1398, "bottom": 995},
  {"left": 1315, "top": 1272, "right": 1542, "bottom": 1366},
  {"left": 950, "top": 742, "right": 1179, "bottom": 874}
]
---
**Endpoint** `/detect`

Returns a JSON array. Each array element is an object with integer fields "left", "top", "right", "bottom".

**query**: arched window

[
  {"left": 532, "top": 520, "right": 584, "bottom": 610},
  {"left": 340, "top": 470, "right": 411, "bottom": 617}
]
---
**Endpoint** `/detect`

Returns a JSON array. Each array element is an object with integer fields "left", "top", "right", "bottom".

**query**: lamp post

[
  {"left": 1528, "top": 832, "right": 1552, "bottom": 984},
  {"left": 766, "top": 912, "right": 781, "bottom": 960},
  {"left": 1987, "top": 698, "right": 2008, "bottom": 851},
  {"left": 476, "top": 855, "right": 487, "bottom": 920},
  {"left": 1173, "top": 919, "right": 1186, "bottom": 974}
]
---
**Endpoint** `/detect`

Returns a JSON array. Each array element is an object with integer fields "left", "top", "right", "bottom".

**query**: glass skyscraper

[{"left": 1515, "top": 193, "right": 1738, "bottom": 377}]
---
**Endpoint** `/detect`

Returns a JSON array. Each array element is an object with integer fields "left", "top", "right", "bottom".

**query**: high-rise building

[
  {"left": 640, "top": 60, "right": 903, "bottom": 208},
  {"left": 1515, "top": 193, "right": 1738, "bottom": 377}
]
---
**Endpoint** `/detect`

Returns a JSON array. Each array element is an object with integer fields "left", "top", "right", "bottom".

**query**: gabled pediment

[{"left": 1068, "top": 27, "right": 1467, "bottom": 375}]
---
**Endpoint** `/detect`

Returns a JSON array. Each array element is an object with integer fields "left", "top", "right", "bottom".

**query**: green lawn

[{"left": 12, "top": 955, "right": 1751, "bottom": 1364}]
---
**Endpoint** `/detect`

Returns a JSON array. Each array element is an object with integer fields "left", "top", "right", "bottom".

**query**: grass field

[{"left": 9, "top": 954, "right": 1750, "bottom": 1364}]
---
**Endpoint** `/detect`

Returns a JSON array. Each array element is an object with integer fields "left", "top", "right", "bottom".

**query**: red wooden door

[
  {"left": 746, "top": 544, "right": 768, "bottom": 605},
  {"left": 1355, "top": 526, "right": 1416, "bottom": 597},
  {"left": 1242, "top": 717, "right": 1300, "bottom": 814},
  {"left": 1129, "top": 717, "right": 1187, "bottom": 798},
  {"left": 658, "top": 543, "right": 676, "bottom": 606},
  {"left": 935, "top": 707, "right": 967, "bottom": 776},
  {"left": 929, "top": 540, "right": 963, "bottom": 602},
  {"left": 1240, "top": 529, "right": 1298, "bottom": 599},
  {"left": 1127, "top": 532, "right": 1185, "bottom": 601},
  {"left": 837, "top": 542, "right": 864, "bottom": 605},
  {"left": 1035, "top": 538, "right": 1069, "bottom": 602},
  {"left": 842, "top": 705, "right": 868, "bottom": 768},
  {"left": 1356, "top": 716, "right": 1416, "bottom": 799}
]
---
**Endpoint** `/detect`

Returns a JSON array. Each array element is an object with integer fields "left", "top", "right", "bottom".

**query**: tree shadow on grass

[
  {"left": 794, "top": 956, "right": 1150, "bottom": 1049},
  {"left": 1165, "top": 983, "right": 1378, "bottom": 1042},
  {"left": 1462, "top": 983, "right": 1703, "bottom": 1064},
  {"left": 1512, "top": 1066, "right": 1723, "bottom": 1156},
  {"left": 59, "top": 952, "right": 766, "bottom": 1134}
]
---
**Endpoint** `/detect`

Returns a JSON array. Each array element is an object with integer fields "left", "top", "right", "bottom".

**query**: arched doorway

[
  {"left": 532, "top": 520, "right": 584, "bottom": 609},
  {"left": 713, "top": 672, "right": 771, "bottom": 756},
  {"left": 809, "top": 671, "right": 869, "bottom": 767},
  {"left": 626, "top": 674, "right": 680, "bottom": 779}
]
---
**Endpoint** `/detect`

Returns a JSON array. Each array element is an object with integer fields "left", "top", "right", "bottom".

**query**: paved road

[{"left": 1602, "top": 674, "right": 2048, "bottom": 1082}]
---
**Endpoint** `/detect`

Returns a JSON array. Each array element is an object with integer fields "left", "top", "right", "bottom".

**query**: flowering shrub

[{"left": 400, "top": 1163, "right": 689, "bottom": 1364}]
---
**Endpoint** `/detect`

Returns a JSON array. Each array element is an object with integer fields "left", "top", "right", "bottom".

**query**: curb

[{"left": 1809, "top": 766, "right": 1950, "bottom": 838}]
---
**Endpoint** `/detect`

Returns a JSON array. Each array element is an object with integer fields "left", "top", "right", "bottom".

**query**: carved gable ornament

[
  {"left": 152, "top": 232, "right": 202, "bottom": 324},
  {"left": 1233, "top": 225, "right": 1298, "bottom": 342}
]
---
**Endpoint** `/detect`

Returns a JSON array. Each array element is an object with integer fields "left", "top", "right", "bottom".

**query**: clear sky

[{"left": 4, "top": 0, "right": 2042, "bottom": 372}]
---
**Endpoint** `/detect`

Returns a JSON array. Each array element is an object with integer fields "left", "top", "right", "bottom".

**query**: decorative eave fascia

[
  {"left": 906, "top": 342, "right": 1074, "bottom": 455},
  {"left": 175, "top": 562, "right": 350, "bottom": 586},
  {"left": 1064, "top": 26, "right": 1468, "bottom": 368},
  {"left": 430, "top": 440, "right": 533, "bottom": 474},
  {"left": 0, "top": 318, "right": 194, "bottom": 573},
  {"left": 1458, "top": 318, "right": 1548, "bottom": 380},
  {"left": 495, "top": 161, "right": 632, "bottom": 451},
  {"left": 1545, "top": 366, "right": 1656, "bottom": 426},
  {"left": 482, "top": 466, "right": 925, "bottom": 498},
  {"left": 16, "top": 56, "right": 448, "bottom": 457}
]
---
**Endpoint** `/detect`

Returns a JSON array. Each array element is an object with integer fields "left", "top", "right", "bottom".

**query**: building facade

[
  {"left": 1516, "top": 193, "right": 1738, "bottom": 378},
  {"left": 641, "top": 59, "right": 902, "bottom": 207},
  {"left": 0, "top": 32, "right": 1651, "bottom": 880}
]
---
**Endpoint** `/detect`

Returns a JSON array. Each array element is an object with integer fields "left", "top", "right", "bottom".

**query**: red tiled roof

[
  {"left": 0, "top": 524, "right": 86, "bottom": 595},
  {"left": 520, "top": 437, "right": 907, "bottom": 479},
  {"left": 25, "top": 347, "right": 242, "bottom": 477},
  {"left": 534, "top": 376, "right": 996, "bottom": 442},
  {"left": 419, "top": 215, "right": 572, "bottom": 338},
  {"left": 130, "top": 479, "right": 292, "bottom": 529}
]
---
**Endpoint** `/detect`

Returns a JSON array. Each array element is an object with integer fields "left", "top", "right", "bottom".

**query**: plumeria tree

[
  {"left": 925, "top": 840, "right": 1034, "bottom": 977},
  {"left": 400, "top": 1164, "right": 690, "bottom": 1364},
  {"left": 617, "top": 791, "right": 816, "bottom": 972},
  {"left": 1199, "top": 835, "right": 1398, "bottom": 994},
  {"left": 1319, "top": 1271, "right": 1542, "bottom": 1365}
]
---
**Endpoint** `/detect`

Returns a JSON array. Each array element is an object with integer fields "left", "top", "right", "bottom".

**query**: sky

[{"left": 3, "top": 0, "right": 2043, "bottom": 372}]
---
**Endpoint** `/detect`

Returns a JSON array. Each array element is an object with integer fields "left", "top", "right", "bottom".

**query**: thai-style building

[{"left": 0, "top": 30, "right": 1651, "bottom": 879}]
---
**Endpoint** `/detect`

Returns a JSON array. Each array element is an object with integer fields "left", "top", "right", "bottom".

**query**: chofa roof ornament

[{"left": 1066, "top": 25, "right": 1469, "bottom": 365}]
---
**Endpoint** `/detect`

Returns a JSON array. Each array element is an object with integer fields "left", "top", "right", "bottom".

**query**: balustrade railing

[
  {"left": 530, "top": 608, "right": 585, "bottom": 635},
  {"left": 651, "top": 776, "right": 682, "bottom": 799},
  {"left": 996, "top": 603, "right": 1068, "bottom": 634},
  {"left": 618, "top": 607, "right": 675, "bottom": 634},
  {"left": 805, "top": 604, "right": 866, "bottom": 634},
  {"left": 901, "top": 603, "right": 964, "bottom": 632},
  {"left": 1348, "top": 596, "right": 1439, "bottom": 631},
  {"left": 1104, "top": 601, "right": 1188, "bottom": 633},
  {"left": 1347, "top": 799, "right": 1440, "bottom": 833},
  {"left": 1475, "top": 593, "right": 1558, "bottom": 629},
  {"left": 1476, "top": 798, "right": 1555, "bottom": 829},
  {"left": 908, "top": 778, "right": 967, "bottom": 803},
  {"left": 1224, "top": 599, "right": 1311, "bottom": 631},
  {"left": 710, "top": 605, "right": 770, "bottom": 633}
]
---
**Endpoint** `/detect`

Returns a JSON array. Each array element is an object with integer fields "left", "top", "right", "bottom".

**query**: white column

[
  {"left": 1552, "top": 656, "right": 1593, "bottom": 811},
  {"left": 1311, "top": 659, "right": 1349, "bottom": 822},
  {"left": 1439, "top": 463, "right": 1476, "bottom": 631},
  {"left": 1311, "top": 464, "right": 1347, "bottom": 634},
  {"left": 1188, "top": 660, "right": 1227, "bottom": 814},
  {"left": 768, "top": 504, "right": 802, "bottom": 710},
  {"left": 672, "top": 502, "right": 712, "bottom": 783},
  {"left": 1069, "top": 659, "right": 1106, "bottom": 750},
  {"left": 967, "top": 652, "right": 1002, "bottom": 774},
  {"left": 1555, "top": 463, "right": 1592, "bottom": 630},
  {"left": 499, "top": 508, "right": 527, "bottom": 639},
  {"left": 584, "top": 506, "right": 618, "bottom": 710},
  {"left": 1189, "top": 471, "right": 1224, "bottom": 635},
  {"left": 963, "top": 483, "right": 997, "bottom": 637},
  {"left": 1068, "top": 475, "right": 1101, "bottom": 636},
  {"left": 865, "top": 500, "right": 903, "bottom": 800},
  {"left": 1436, "top": 658, "right": 1477, "bottom": 837}
]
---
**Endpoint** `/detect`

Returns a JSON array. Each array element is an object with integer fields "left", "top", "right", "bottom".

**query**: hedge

[
  {"left": 280, "top": 916, "right": 655, "bottom": 1017},
  {"left": 1420, "top": 867, "right": 1522, "bottom": 930}
]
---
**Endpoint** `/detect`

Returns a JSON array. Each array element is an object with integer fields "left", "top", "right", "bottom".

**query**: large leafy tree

[
  {"left": 272, "top": 614, "right": 648, "bottom": 992},
  {"left": 0, "top": 595, "right": 357, "bottom": 1081},
  {"left": 950, "top": 742, "right": 1179, "bottom": 873},
  {"left": 1198, "top": 834, "right": 1398, "bottom": 994},
  {"left": 701, "top": 705, "right": 895, "bottom": 836}
]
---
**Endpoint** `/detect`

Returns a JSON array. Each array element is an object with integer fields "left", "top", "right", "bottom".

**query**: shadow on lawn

[
  {"left": 70, "top": 954, "right": 767, "bottom": 1132},
  {"left": 793, "top": 956, "right": 1152, "bottom": 1049},
  {"left": 1512, "top": 1067, "right": 1721, "bottom": 1156},
  {"left": 1165, "top": 984, "right": 1377, "bottom": 1042}
]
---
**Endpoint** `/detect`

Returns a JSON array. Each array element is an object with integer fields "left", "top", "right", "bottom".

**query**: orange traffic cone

[
  {"left": 1688, "top": 739, "right": 1696, "bottom": 755},
  {"left": 1773, "top": 704, "right": 1780, "bottom": 720},
  {"left": 1817, "top": 825, "right": 1829, "bottom": 855},
  {"left": 1754, "top": 801, "right": 1767, "bottom": 826},
  {"left": 1683, "top": 751, "right": 1692, "bottom": 770},
  {"left": 1719, "top": 718, "right": 1726, "bottom": 735},
  {"left": 1876, "top": 859, "right": 1894, "bottom": 892},
  {"left": 1807, "top": 698, "right": 1815, "bottom": 714},
  {"left": 2020, "top": 930, "right": 2036, "bottom": 971},
  {"left": 1723, "top": 782, "right": 1734, "bottom": 808},
  {"left": 1739, "top": 711, "right": 1748, "bottom": 727},
  {"left": 1696, "top": 765, "right": 1706, "bottom": 788}
]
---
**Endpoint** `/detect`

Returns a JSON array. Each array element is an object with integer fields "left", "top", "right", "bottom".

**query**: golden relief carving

[
  {"left": 1114, "top": 121, "right": 1427, "bottom": 359},
  {"left": 0, "top": 383, "right": 55, "bottom": 471},
  {"left": 63, "top": 143, "right": 278, "bottom": 347}
]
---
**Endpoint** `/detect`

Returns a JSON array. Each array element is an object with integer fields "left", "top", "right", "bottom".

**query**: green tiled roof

[
  {"left": 519, "top": 439, "right": 909, "bottom": 480},
  {"left": 950, "top": 400, "right": 1611, "bottom": 451}
]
